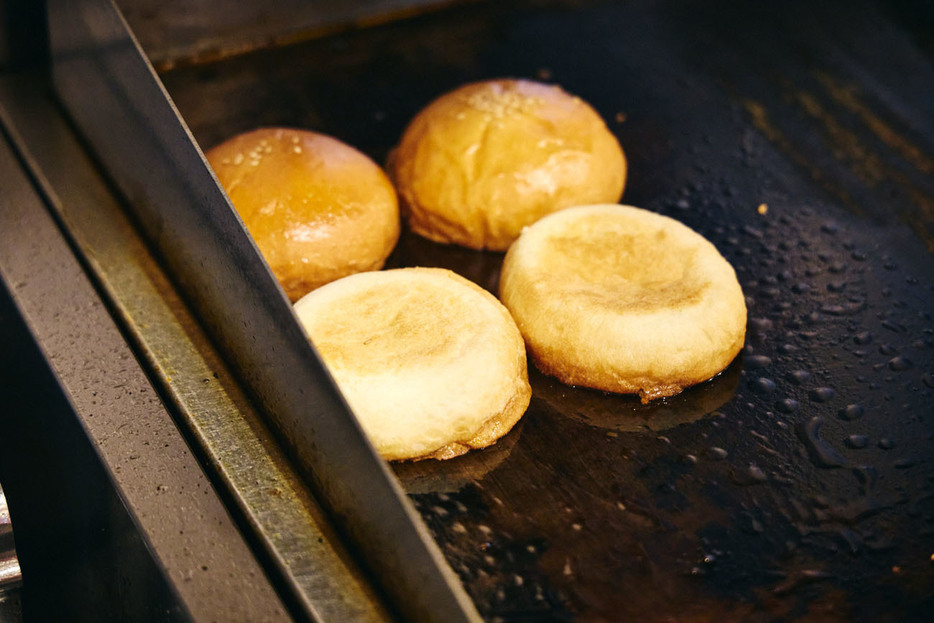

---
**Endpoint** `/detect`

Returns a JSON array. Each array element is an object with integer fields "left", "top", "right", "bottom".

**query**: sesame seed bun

[
  {"left": 207, "top": 127, "right": 400, "bottom": 301},
  {"left": 390, "top": 79, "right": 626, "bottom": 250}
]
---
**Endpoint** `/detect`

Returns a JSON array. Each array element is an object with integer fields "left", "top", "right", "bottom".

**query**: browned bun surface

[
  {"left": 499, "top": 204, "right": 747, "bottom": 402},
  {"left": 294, "top": 267, "right": 531, "bottom": 461},
  {"left": 390, "top": 79, "right": 626, "bottom": 250},
  {"left": 206, "top": 127, "right": 400, "bottom": 301}
]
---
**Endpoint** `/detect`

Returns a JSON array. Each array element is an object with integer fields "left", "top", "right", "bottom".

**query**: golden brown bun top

[
  {"left": 206, "top": 127, "right": 399, "bottom": 300},
  {"left": 391, "top": 79, "right": 626, "bottom": 250}
]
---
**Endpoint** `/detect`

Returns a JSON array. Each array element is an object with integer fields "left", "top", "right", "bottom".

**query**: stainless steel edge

[
  {"left": 0, "top": 106, "right": 287, "bottom": 623},
  {"left": 45, "top": 1, "right": 481, "bottom": 621},
  {"left": 0, "top": 73, "right": 392, "bottom": 623}
]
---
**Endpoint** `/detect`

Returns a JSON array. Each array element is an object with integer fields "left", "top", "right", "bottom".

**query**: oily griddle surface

[{"left": 160, "top": 0, "right": 934, "bottom": 620}]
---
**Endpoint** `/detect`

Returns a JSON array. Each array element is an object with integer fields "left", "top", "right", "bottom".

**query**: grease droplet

[
  {"left": 708, "top": 447, "right": 729, "bottom": 460},
  {"left": 845, "top": 435, "right": 869, "bottom": 449},
  {"left": 776, "top": 398, "right": 800, "bottom": 413},
  {"left": 798, "top": 417, "right": 849, "bottom": 468},
  {"left": 888, "top": 356, "right": 912, "bottom": 371},
  {"left": 747, "top": 464, "right": 767, "bottom": 482},
  {"left": 809, "top": 387, "right": 836, "bottom": 402},
  {"left": 746, "top": 355, "right": 772, "bottom": 369},
  {"left": 878, "top": 438, "right": 896, "bottom": 450},
  {"left": 838, "top": 404, "right": 866, "bottom": 421},
  {"left": 750, "top": 377, "right": 777, "bottom": 393},
  {"left": 882, "top": 320, "right": 907, "bottom": 333},
  {"left": 789, "top": 370, "right": 811, "bottom": 384}
]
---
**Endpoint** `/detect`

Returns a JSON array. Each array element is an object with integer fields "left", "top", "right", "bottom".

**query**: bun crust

[
  {"left": 294, "top": 267, "right": 531, "bottom": 461},
  {"left": 390, "top": 79, "right": 626, "bottom": 250},
  {"left": 207, "top": 128, "right": 400, "bottom": 301},
  {"left": 499, "top": 204, "right": 747, "bottom": 401}
]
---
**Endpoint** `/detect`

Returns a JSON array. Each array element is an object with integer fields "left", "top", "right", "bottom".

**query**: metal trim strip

[{"left": 45, "top": 1, "right": 480, "bottom": 620}]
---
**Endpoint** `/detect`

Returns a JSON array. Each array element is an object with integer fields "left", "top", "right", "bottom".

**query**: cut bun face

[
  {"left": 294, "top": 267, "right": 531, "bottom": 461},
  {"left": 390, "top": 79, "right": 626, "bottom": 250},
  {"left": 207, "top": 127, "right": 400, "bottom": 301},
  {"left": 499, "top": 204, "right": 747, "bottom": 402}
]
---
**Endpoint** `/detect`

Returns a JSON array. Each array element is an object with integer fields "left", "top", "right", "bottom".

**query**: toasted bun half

[
  {"left": 206, "top": 128, "right": 400, "bottom": 301},
  {"left": 390, "top": 79, "right": 626, "bottom": 250},
  {"left": 294, "top": 267, "right": 531, "bottom": 461},
  {"left": 499, "top": 204, "right": 746, "bottom": 402}
]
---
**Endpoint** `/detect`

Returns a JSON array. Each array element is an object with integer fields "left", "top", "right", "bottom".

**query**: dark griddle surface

[{"left": 160, "top": 0, "right": 934, "bottom": 620}]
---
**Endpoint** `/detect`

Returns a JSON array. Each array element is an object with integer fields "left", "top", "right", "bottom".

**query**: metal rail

[{"left": 45, "top": 0, "right": 480, "bottom": 620}]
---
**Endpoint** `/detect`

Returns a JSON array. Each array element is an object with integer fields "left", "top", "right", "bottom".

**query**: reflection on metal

[
  {"left": 1, "top": 82, "right": 288, "bottom": 621},
  {"left": 0, "top": 483, "right": 21, "bottom": 592},
  {"left": 0, "top": 76, "right": 388, "bottom": 622},
  {"left": 46, "top": 1, "right": 479, "bottom": 621},
  {"left": 116, "top": 0, "right": 464, "bottom": 70}
]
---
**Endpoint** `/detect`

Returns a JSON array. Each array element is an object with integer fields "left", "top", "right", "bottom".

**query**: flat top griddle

[{"left": 157, "top": 0, "right": 934, "bottom": 620}]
